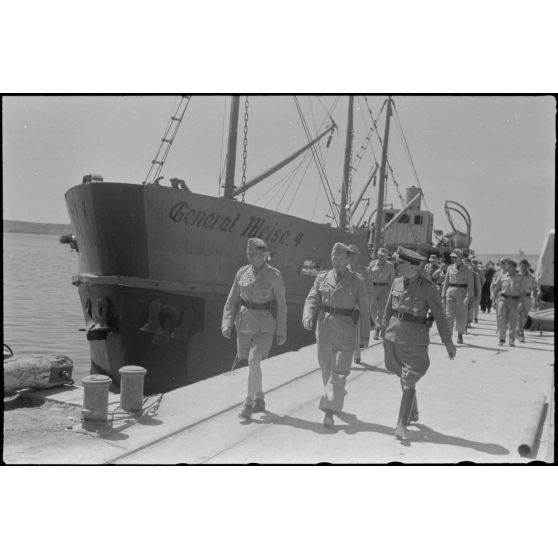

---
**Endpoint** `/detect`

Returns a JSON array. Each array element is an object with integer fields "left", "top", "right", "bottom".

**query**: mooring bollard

[
  {"left": 119, "top": 365, "right": 147, "bottom": 412},
  {"left": 81, "top": 374, "right": 112, "bottom": 422}
]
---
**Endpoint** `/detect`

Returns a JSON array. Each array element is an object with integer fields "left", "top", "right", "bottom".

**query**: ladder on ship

[{"left": 143, "top": 95, "right": 191, "bottom": 185}]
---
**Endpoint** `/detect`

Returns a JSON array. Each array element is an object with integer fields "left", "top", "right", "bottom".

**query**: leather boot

[
  {"left": 395, "top": 389, "right": 415, "bottom": 440},
  {"left": 408, "top": 392, "right": 419, "bottom": 424}
]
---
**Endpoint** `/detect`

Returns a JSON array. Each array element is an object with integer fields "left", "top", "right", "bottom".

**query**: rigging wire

[
  {"left": 293, "top": 96, "right": 338, "bottom": 225},
  {"left": 392, "top": 100, "right": 429, "bottom": 211},
  {"left": 218, "top": 96, "right": 228, "bottom": 195}
]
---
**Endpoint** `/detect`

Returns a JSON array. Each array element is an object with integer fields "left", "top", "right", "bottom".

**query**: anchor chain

[{"left": 241, "top": 96, "right": 249, "bottom": 202}]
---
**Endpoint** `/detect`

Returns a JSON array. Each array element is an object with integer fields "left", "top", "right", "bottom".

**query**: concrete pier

[{"left": 4, "top": 312, "right": 554, "bottom": 464}]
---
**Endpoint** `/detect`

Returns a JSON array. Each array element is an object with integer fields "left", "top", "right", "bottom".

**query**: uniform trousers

[
  {"left": 517, "top": 296, "right": 532, "bottom": 338},
  {"left": 383, "top": 340, "right": 430, "bottom": 390},
  {"left": 237, "top": 332, "right": 273, "bottom": 402},
  {"left": 445, "top": 287, "right": 468, "bottom": 336},
  {"left": 468, "top": 296, "right": 480, "bottom": 322},
  {"left": 317, "top": 342, "right": 353, "bottom": 412},
  {"left": 496, "top": 297, "right": 519, "bottom": 342},
  {"left": 372, "top": 286, "right": 390, "bottom": 330}
]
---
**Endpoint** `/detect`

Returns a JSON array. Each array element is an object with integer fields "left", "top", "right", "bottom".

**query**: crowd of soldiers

[{"left": 221, "top": 238, "right": 538, "bottom": 441}]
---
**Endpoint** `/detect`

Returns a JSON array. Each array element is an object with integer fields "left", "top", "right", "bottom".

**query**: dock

[{"left": 3, "top": 312, "right": 554, "bottom": 464}]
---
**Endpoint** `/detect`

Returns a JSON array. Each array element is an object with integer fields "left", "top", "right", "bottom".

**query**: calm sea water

[
  {"left": 3, "top": 233, "right": 541, "bottom": 386},
  {"left": 3, "top": 233, "right": 91, "bottom": 383}
]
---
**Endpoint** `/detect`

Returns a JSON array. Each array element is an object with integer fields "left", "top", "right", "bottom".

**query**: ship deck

[{"left": 4, "top": 311, "right": 554, "bottom": 464}]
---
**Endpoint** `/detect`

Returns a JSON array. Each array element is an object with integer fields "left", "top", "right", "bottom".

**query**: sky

[{"left": 3, "top": 95, "right": 554, "bottom": 254}]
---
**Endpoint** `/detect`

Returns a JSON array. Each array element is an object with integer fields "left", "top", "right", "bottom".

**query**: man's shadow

[
  {"left": 257, "top": 410, "right": 509, "bottom": 456},
  {"left": 339, "top": 412, "right": 509, "bottom": 455}
]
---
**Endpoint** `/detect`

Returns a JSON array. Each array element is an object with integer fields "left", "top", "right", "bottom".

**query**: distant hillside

[{"left": 3, "top": 219, "right": 73, "bottom": 236}]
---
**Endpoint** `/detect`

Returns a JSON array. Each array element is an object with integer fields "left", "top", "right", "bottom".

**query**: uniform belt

[
  {"left": 393, "top": 311, "right": 428, "bottom": 324},
  {"left": 321, "top": 305, "right": 355, "bottom": 317},
  {"left": 373, "top": 282, "right": 389, "bottom": 286},
  {"left": 449, "top": 283, "right": 467, "bottom": 287},
  {"left": 500, "top": 293, "right": 520, "bottom": 300},
  {"left": 240, "top": 298, "right": 274, "bottom": 310}
]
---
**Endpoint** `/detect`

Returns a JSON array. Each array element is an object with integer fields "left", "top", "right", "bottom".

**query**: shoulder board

[{"left": 266, "top": 264, "right": 282, "bottom": 277}]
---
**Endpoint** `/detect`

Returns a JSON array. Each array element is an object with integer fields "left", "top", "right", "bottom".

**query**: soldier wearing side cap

[
  {"left": 368, "top": 247, "right": 395, "bottom": 340},
  {"left": 222, "top": 237, "right": 287, "bottom": 420},
  {"left": 383, "top": 246, "right": 456, "bottom": 441},
  {"left": 441, "top": 248, "right": 474, "bottom": 344},
  {"left": 347, "top": 244, "right": 376, "bottom": 364},
  {"left": 491, "top": 259, "right": 522, "bottom": 346},
  {"left": 302, "top": 242, "right": 370, "bottom": 427}
]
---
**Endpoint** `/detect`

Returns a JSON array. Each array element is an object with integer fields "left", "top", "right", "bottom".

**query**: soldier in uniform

[
  {"left": 347, "top": 244, "right": 376, "bottom": 364},
  {"left": 466, "top": 258, "right": 484, "bottom": 326},
  {"left": 517, "top": 258, "right": 538, "bottom": 342},
  {"left": 302, "top": 242, "right": 370, "bottom": 427},
  {"left": 441, "top": 248, "right": 474, "bottom": 344},
  {"left": 368, "top": 247, "right": 395, "bottom": 340},
  {"left": 383, "top": 246, "right": 456, "bottom": 441},
  {"left": 424, "top": 254, "right": 440, "bottom": 278},
  {"left": 491, "top": 259, "right": 522, "bottom": 346},
  {"left": 222, "top": 238, "right": 287, "bottom": 420}
]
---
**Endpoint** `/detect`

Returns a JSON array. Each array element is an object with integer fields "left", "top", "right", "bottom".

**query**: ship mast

[
  {"left": 339, "top": 95, "right": 354, "bottom": 231},
  {"left": 223, "top": 96, "right": 241, "bottom": 199},
  {"left": 372, "top": 96, "right": 393, "bottom": 257}
]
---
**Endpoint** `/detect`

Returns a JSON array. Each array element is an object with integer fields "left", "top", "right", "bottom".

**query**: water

[{"left": 3, "top": 233, "right": 91, "bottom": 383}]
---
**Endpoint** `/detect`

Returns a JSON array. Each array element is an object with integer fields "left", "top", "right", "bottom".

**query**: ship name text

[{"left": 169, "top": 202, "right": 304, "bottom": 247}]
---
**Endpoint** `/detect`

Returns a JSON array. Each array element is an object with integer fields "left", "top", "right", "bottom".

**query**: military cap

[
  {"left": 378, "top": 248, "right": 389, "bottom": 256},
  {"left": 395, "top": 246, "right": 426, "bottom": 265},
  {"left": 428, "top": 254, "right": 439, "bottom": 262},
  {"left": 499, "top": 256, "right": 509, "bottom": 264},
  {"left": 507, "top": 259, "right": 518, "bottom": 267},
  {"left": 247, "top": 237, "right": 268, "bottom": 250},
  {"left": 332, "top": 242, "right": 350, "bottom": 254},
  {"left": 450, "top": 248, "right": 463, "bottom": 258},
  {"left": 471, "top": 258, "right": 479, "bottom": 264},
  {"left": 347, "top": 244, "right": 360, "bottom": 254},
  {"left": 519, "top": 258, "right": 530, "bottom": 266}
]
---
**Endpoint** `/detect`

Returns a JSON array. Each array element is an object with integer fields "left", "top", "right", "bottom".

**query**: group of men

[
  {"left": 222, "top": 238, "right": 456, "bottom": 441},
  {"left": 421, "top": 250, "right": 538, "bottom": 347}
]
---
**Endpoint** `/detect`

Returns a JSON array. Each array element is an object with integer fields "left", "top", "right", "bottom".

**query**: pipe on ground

[{"left": 517, "top": 393, "right": 547, "bottom": 458}]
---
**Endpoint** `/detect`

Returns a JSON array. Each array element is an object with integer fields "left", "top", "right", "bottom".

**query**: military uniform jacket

[
  {"left": 383, "top": 275, "right": 453, "bottom": 347},
  {"left": 350, "top": 263, "right": 376, "bottom": 301},
  {"left": 303, "top": 268, "right": 370, "bottom": 345},
  {"left": 368, "top": 260, "right": 395, "bottom": 288},
  {"left": 491, "top": 272, "right": 523, "bottom": 298},
  {"left": 441, "top": 263, "right": 474, "bottom": 298},
  {"left": 222, "top": 263, "right": 287, "bottom": 337},
  {"left": 519, "top": 272, "right": 537, "bottom": 297},
  {"left": 471, "top": 268, "right": 483, "bottom": 298}
]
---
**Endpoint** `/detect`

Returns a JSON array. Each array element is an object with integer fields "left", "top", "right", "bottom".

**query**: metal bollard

[
  {"left": 119, "top": 365, "right": 147, "bottom": 412},
  {"left": 81, "top": 374, "right": 112, "bottom": 422}
]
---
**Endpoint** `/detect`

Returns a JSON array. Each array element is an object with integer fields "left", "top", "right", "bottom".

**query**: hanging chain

[{"left": 241, "top": 96, "right": 249, "bottom": 202}]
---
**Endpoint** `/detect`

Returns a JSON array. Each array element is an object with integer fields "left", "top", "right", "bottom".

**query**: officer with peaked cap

[
  {"left": 383, "top": 246, "right": 456, "bottom": 440},
  {"left": 425, "top": 254, "right": 444, "bottom": 292},
  {"left": 222, "top": 237, "right": 287, "bottom": 420},
  {"left": 347, "top": 244, "right": 376, "bottom": 364},
  {"left": 302, "top": 242, "right": 370, "bottom": 427},
  {"left": 441, "top": 248, "right": 474, "bottom": 344},
  {"left": 368, "top": 247, "right": 395, "bottom": 340}
]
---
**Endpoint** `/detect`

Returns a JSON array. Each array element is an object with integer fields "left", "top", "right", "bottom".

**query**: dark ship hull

[{"left": 66, "top": 181, "right": 370, "bottom": 393}]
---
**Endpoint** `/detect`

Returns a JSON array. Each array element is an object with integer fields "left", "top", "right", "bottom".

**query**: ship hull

[{"left": 66, "top": 182, "right": 369, "bottom": 393}]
